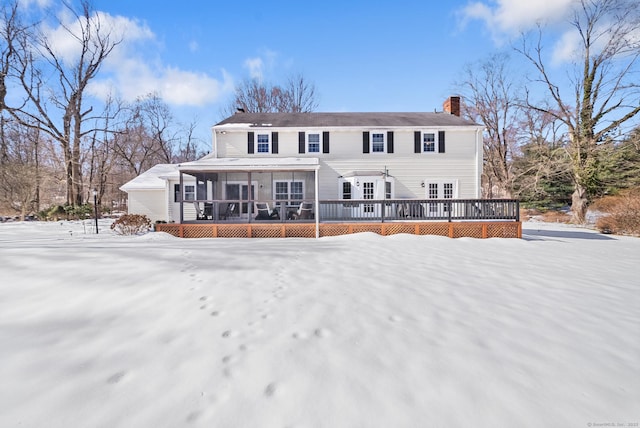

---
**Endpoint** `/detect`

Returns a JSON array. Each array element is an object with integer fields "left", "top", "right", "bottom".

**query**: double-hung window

[
  {"left": 308, "top": 133, "right": 320, "bottom": 153},
  {"left": 257, "top": 133, "right": 270, "bottom": 153},
  {"left": 423, "top": 132, "right": 436, "bottom": 152},
  {"left": 274, "top": 181, "right": 304, "bottom": 205},
  {"left": 184, "top": 185, "right": 195, "bottom": 201},
  {"left": 371, "top": 132, "right": 385, "bottom": 153}
]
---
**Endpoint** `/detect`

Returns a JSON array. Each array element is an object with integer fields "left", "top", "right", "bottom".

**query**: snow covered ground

[{"left": 0, "top": 220, "right": 638, "bottom": 428}]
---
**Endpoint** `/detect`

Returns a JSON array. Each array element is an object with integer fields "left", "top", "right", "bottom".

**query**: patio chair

[
  {"left": 203, "top": 203, "right": 213, "bottom": 219},
  {"left": 220, "top": 203, "right": 236, "bottom": 220},
  {"left": 193, "top": 202, "right": 204, "bottom": 220},
  {"left": 255, "top": 202, "right": 279, "bottom": 220},
  {"left": 289, "top": 202, "right": 313, "bottom": 220}
]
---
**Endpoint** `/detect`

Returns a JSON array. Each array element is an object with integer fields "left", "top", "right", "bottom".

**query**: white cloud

[
  {"left": 18, "top": 0, "right": 51, "bottom": 9},
  {"left": 459, "top": 0, "right": 575, "bottom": 35},
  {"left": 244, "top": 57, "right": 264, "bottom": 80},
  {"left": 551, "top": 29, "right": 583, "bottom": 64},
  {"left": 242, "top": 49, "right": 281, "bottom": 81},
  {"left": 41, "top": 8, "right": 231, "bottom": 107},
  {"left": 89, "top": 58, "right": 233, "bottom": 106},
  {"left": 41, "top": 11, "right": 155, "bottom": 67}
]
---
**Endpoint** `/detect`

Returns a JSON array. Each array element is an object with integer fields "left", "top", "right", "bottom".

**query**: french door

[{"left": 425, "top": 180, "right": 457, "bottom": 217}]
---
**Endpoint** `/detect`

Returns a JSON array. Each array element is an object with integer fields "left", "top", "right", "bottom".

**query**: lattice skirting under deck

[{"left": 155, "top": 222, "right": 522, "bottom": 239}]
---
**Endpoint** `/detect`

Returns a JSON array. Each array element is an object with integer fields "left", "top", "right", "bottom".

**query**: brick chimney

[{"left": 443, "top": 96, "right": 461, "bottom": 116}]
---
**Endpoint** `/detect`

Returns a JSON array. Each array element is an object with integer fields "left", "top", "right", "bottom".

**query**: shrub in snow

[
  {"left": 593, "top": 188, "right": 640, "bottom": 236},
  {"left": 110, "top": 214, "right": 152, "bottom": 235}
]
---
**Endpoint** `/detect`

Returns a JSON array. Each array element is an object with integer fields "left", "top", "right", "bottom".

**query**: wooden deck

[{"left": 155, "top": 221, "right": 522, "bottom": 239}]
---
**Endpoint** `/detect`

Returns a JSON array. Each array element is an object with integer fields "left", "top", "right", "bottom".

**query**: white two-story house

[{"left": 121, "top": 96, "right": 521, "bottom": 239}]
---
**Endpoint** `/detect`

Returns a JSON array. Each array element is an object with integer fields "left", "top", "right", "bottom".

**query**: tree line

[
  {"left": 0, "top": 1, "right": 205, "bottom": 218},
  {"left": 458, "top": 0, "right": 640, "bottom": 223},
  {"left": 1, "top": 0, "right": 639, "bottom": 224}
]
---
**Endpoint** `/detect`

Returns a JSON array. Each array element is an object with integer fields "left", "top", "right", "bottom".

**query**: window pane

[
  {"left": 342, "top": 182, "right": 352, "bottom": 199},
  {"left": 275, "top": 182, "right": 288, "bottom": 199},
  {"left": 363, "top": 182, "right": 374, "bottom": 199},
  {"left": 423, "top": 133, "right": 435, "bottom": 152},
  {"left": 428, "top": 183, "right": 438, "bottom": 199},
  {"left": 257, "top": 134, "right": 269, "bottom": 153},
  {"left": 372, "top": 133, "right": 385, "bottom": 152},
  {"left": 443, "top": 183, "right": 453, "bottom": 199},
  {"left": 184, "top": 185, "right": 195, "bottom": 201},
  {"left": 290, "top": 182, "right": 303, "bottom": 200},
  {"left": 308, "top": 133, "right": 320, "bottom": 153}
]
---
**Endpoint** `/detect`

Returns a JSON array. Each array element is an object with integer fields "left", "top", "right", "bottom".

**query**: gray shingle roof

[{"left": 215, "top": 112, "right": 480, "bottom": 128}]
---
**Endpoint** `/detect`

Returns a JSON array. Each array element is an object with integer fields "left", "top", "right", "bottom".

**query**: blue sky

[{"left": 40, "top": 0, "right": 582, "bottom": 142}]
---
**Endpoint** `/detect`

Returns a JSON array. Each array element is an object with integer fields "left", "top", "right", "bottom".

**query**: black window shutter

[
  {"left": 438, "top": 131, "right": 445, "bottom": 153},
  {"left": 322, "top": 131, "right": 330, "bottom": 153},
  {"left": 363, "top": 131, "right": 370, "bottom": 153},
  {"left": 174, "top": 184, "right": 180, "bottom": 202},
  {"left": 298, "top": 132, "right": 305, "bottom": 154},
  {"left": 414, "top": 131, "right": 421, "bottom": 153},
  {"left": 272, "top": 132, "right": 279, "bottom": 154},
  {"left": 248, "top": 132, "right": 255, "bottom": 154},
  {"left": 387, "top": 131, "right": 394, "bottom": 154}
]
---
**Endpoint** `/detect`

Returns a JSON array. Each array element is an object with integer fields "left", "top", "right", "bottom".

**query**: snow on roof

[
  {"left": 119, "top": 164, "right": 179, "bottom": 192},
  {"left": 177, "top": 157, "right": 319, "bottom": 171}
]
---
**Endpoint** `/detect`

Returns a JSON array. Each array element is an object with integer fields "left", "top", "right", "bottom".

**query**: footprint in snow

[
  {"left": 185, "top": 410, "right": 202, "bottom": 423},
  {"left": 106, "top": 371, "right": 127, "bottom": 384},
  {"left": 264, "top": 382, "right": 278, "bottom": 397},
  {"left": 314, "top": 328, "right": 331, "bottom": 338}
]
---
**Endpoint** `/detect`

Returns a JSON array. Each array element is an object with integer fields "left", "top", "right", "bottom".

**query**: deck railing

[
  {"left": 186, "top": 199, "right": 519, "bottom": 223},
  {"left": 318, "top": 199, "right": 519, "bottom": 222}
]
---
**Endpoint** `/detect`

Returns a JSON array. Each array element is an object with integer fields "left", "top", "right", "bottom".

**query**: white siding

[
  {"left": 214, "top": 127, "right": 481, "bottom": 199},
  {"left": 128, "top": 190, "right": 167, "bottom": 223}
]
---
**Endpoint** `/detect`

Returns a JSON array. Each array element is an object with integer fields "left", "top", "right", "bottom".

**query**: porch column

[
  {"left": 179, "top": 172, "right": 184, "bottom": 223},
  {"left": 314, "top": 168, "right": 319, "bottom": 238},
  {"left": 248, "top": 171, "right": 252, "bottom": 223}
]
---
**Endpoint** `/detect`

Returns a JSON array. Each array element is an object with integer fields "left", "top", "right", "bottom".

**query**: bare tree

[
  {"left": 282, "top": 73, "right": 319, "bottom": 113},
  {"left": 517, "top": 0, "right": 640, "bottom": 223},
  {"left": 0, "top": 1, "right": 21, "bottom": 115},
  {"left": 0, "top": 118, "right": 59, "bottom": 217},
  {"left": 225, "top": 74, "right": 319, "bottom": 115},
  {"left": 458, "top": 53, "right": 522, "bottom": 198},
  {"left": 6, "top": 0, "right": 120, "bottom": 206}
]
